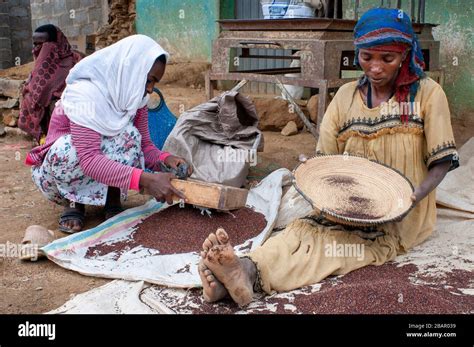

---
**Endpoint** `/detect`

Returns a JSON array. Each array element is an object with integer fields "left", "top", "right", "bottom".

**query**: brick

[
  {"left": 0, "top": 79, "right": 23, "bottom": 98},
  {"left": 71, "top": 9, "right": 88, "bottom": 26},
  {"left": 59, "top": 12, "right": 73, "bottom": 27},
  {"left": 0, "top": 13, "right": 9, "bottom": 23},
  {"left": 39, "top": 2, "right": 52, "bottom": 18},
  {"left": 0, "top": 61, "right": 13, "bottom": 69},
  {"left": 0, "top": 2, "right": 9, "bottom": 13},
  {"left": 0, "top": 26, "right": 10, "bottom": 37},
  {"left": 8, "top": 15, "right": 24, "bottom": 28},
  {"left": 9, "top": 6, "right": 29, "bottom": 17},
  {"left": 65, "top": 25, "right": 80, "bottom": 38},
  {"left": 0, "top": 48, "right": 12, "bottom": 61},
  {"left": 39, "top": 17, "right": 59, "bottom": 28},
  {"left": 7, "top": 0, "right": 21, "bottom": 6},
  {"left": 30, "top": 3, "right": 42, "bottom": 18},
  {"left": 66, "top": 0, "right": 81, "bottom": 12},
  {"left": 0, "top": 50, "right": 12, "bottom": 62},
  {"left": 33, "top": 19, "right": 52, "bottom": 29},
  {"left": 0, "top": 38, "right": 11, "bottom": 50},
  {"left": 11, "top": 30, "right": 31, "bottom": 41},
  {"left": 88, "top": 7, "right": 102, "bottom": 23},
  {"left": 53, "top": 0, "right": 66, "bottom": 15},
  {"left": 81, "top": 23, "right": 95, "bottom": 36},
  {"left": 80, "top": 0, "right": 97, "bottom": 8}
]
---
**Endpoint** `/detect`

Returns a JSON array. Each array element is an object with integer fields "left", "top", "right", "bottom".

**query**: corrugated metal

[{"left": 235, "top": 0, "right": 292, "bottom": 94}]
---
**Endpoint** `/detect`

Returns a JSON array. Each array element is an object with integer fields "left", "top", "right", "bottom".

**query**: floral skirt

[{"left": 32, "top": 123, "right": 144, "bottom": 206}]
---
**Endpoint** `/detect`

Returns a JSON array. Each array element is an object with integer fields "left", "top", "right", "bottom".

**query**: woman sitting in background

[{"left": 19, "top": 24, "right": 83, "bottom": 143}]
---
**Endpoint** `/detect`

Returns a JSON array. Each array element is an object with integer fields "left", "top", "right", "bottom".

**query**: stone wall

[
  {"left": 96, "top": 0, "right": 136, "bottom": 49},
  {"left": 9, "top": 0, "right": 33, "bottom": 67},
  {"left": 30, "top": 0, "right": 109, "bottom": 39},
  {"left": 0, "top": 1, "right": 12, "bottom": 69},
  {"left": 0, "top": 0, "right": 33, "bottom": 69}
]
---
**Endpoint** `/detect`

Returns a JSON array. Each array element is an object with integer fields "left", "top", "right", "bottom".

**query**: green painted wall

[
  {"left": 343, "top": 0, "right": 473, "bottom": 118},
  {"left": 136, "top": 0, "right": 221, "bottom": 62},
  {"left": 220, "top": 0, "right": 235, "bottom": 20},
  {"left": 425, "top": 0, "right": 473, "bottom": 119}
]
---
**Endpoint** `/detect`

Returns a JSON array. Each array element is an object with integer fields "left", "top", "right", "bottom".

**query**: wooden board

[{"left": 171, "top": 179, "right": 248, "bottom": 211}]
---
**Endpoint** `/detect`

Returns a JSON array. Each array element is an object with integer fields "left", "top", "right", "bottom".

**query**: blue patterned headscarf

[{"left": 353, "top": 8, "right": 425, "bottom": 117}]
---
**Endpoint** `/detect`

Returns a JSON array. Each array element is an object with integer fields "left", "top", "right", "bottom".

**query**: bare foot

[
  {"left": 198, "top": 231, "right": 228, "bottom": 302},
  {"left": 203, "top": 228, "right": 256, "bottom": 307},
  {"left": 198, "top": 261, "right": 228, "bottom": 302}
]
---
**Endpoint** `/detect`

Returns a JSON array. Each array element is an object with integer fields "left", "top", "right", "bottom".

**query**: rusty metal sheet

[{"left": 217, "top": 19, "right": 437, "bottom": 34}]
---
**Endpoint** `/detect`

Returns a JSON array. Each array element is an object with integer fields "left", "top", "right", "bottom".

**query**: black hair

[
  {"left": 156, "top": 54, "right": 167, "bottom": 64},
  {"left": 34, "top": 24, "right": 57, "bottom": 42}
]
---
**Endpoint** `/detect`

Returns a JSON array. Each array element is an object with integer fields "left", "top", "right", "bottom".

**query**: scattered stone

[
  {"left": 0, "top": 98, "right": 19, "bottom": 109},
  {"left": 35, "top": 287, "right": 43, "bottom": 291},
  {"left": 252, "top": 97, "right": 308, "bottom": 131},
  {"left": 0, "top": 78, "right": 23, "bottom": 99},
  {"left": 281, "top": 121, "right": 298, "bottom": 136},
  {"left": 2, "top": 109, "right": 20, "bottom": 127},
  {"left": 0, "top": 124, "right": 5, "bottom": 137},
  {"left": 4, "top": 126, "right": 30, "bottom": 138}
]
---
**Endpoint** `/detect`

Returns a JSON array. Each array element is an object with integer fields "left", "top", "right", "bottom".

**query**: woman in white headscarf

[{"left": 26, "top": 35, "right": 191, "bottom": 233}]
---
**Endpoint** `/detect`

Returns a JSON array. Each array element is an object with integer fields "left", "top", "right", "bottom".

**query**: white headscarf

[{"left": 61, "top": 34, "right": 169, "bottom": 136}]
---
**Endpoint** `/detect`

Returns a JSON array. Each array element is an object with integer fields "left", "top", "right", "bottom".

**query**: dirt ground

[{"left": 1, "top": 71, "right": 473, "bottom": 313}]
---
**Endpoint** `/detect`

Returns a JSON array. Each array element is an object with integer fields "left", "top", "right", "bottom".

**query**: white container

[
  {"left": 262, "top": 1, "right": 316, "bottom": 19},
  {"left": 262, "top": 1, "right": 291, "bottom": 19},
  {"left": 284, "top": 4, "right": 316, "bottom": 18}
]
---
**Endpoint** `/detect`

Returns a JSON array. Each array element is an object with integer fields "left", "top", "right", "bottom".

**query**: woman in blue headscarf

[{"left": 193, "top": 8, "right": 459, "bottom": 307}]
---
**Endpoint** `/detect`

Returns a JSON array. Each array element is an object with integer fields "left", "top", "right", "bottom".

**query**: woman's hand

[
  {"left": 164, "top": 155, "right": 193, "bottom": 176},
  {"left": 410, "top": 160, "right": 451, "bottom": 206},
  {"left": 410, "top": 187, "right": 426, "bottom": 206},
  {"left": 139, "top": 172, "right": 186, "bottom": 204}
]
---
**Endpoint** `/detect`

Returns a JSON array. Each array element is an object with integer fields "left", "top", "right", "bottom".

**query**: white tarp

[{"left": 42, "top": 169, "right": 292, "bottom": 288}]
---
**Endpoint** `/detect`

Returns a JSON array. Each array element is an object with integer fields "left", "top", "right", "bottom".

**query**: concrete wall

[
  {"left": 136, "top": 0, "right": 220, "bottom": 62},
  {"left": 0, "top": 1, "right": 12, "bottom": 69},
  {"left": 30, "top": 0, "right": 108, "bottom": 39},
  {"left": 7, "top": 0, "right": 33, "bottom": 67},
  {"left": 0, "top": 0, "right": 32, "bottom": 69},
  {"left": 342, "top": 0, "right": 473, "bottom": 119}
]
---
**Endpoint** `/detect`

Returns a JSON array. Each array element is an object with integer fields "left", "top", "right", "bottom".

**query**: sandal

[
  {"left": 59, "top": 208, "right": 85, "bottom": 234},
  {"left": 104, "top": 205, "right": 125, "bottom": 220},
  {"left": 20, "top": 225, "right": 55, "bottom": 261}
]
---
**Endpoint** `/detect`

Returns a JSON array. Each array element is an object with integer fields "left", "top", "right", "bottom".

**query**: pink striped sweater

[{"left": 26, "top": 104, "right": 171, "bottom": 191}]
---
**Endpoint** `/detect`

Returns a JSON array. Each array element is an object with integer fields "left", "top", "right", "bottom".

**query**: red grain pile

[
  {"left": 163, "top": 263, "right": 473, "bottom": 314},
  {"left": 85, "top": 205, "right": 266, "bottom": 259}
]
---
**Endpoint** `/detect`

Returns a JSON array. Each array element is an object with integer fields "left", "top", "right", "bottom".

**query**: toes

[
  {"left": 208, "top": 233, "right": 218, "bottom": 246},
  {"left": 206, "top": 275, "right": 214, "bottom": 282},
  {"left": 202, "top": 237, "right": 214, "bottom": 251},
  {"left": 215, "top": 228, "right": 229, "bottom": 244},
  {"left": 200, "top": 251, "right": 207, "bottom": 259},
  {"left": 204, "top": 269, "right": 212, "bottom": 276},
  {"left": 198, "top": 262, "right": 206, "bottom": 272}
]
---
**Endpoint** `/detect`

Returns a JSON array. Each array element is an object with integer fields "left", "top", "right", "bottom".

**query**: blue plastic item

[
  {"left": 262, "top": 0, "right": 290, "bottom": 19},
  {"left": 147, "top": 87, "right": 177, "bottom": 150}
]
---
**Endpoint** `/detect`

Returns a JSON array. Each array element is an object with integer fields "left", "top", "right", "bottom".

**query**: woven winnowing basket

[{"left": 292, "top": 154, "right": 415, "bottom": 227}]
